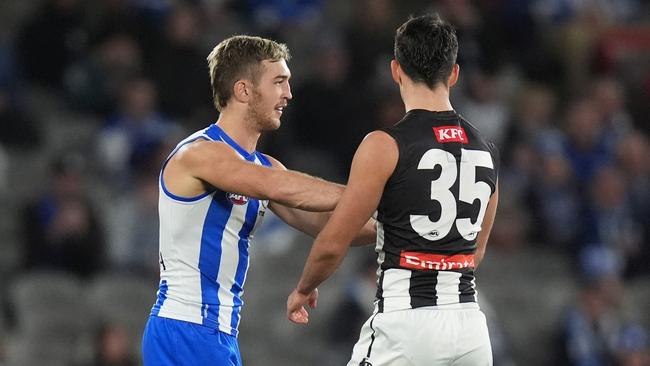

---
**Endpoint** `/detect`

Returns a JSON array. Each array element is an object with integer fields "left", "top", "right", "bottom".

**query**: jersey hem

[
  {"left": 150, "top": 311, "right": 239, "bottom": 336},
  {"left": 377, "top": 301, "right": 479, "bottom": 313}
]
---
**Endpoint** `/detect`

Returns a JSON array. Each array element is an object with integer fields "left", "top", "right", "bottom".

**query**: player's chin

[{"left": 265, "top": 116, "right": 282, "bottom": 130}]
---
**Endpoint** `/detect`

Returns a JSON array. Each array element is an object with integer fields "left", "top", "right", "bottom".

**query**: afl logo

[{"left": 227, "top": 193, "right": 249, "bottom": 205}]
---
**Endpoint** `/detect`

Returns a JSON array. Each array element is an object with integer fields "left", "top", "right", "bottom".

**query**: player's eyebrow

[{"left": 274, "top": 74, "right": 291, "bottom": 81}]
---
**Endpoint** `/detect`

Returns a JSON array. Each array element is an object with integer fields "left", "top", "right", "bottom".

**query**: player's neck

[
  {"left": 401, "top": 82, "right": 454, "bottom": 113},
  {"left": 215, "top": 111, "right": 261, "bottom": 154}
]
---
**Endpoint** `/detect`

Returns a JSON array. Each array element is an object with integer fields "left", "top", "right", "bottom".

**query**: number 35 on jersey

[{"left": 410, "top": 148, "right": 494, "bottom": 242}]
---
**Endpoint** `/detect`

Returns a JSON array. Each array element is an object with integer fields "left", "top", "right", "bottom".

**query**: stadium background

[{"left": 0, "top": 0, "right": 648, "bottom": 365}]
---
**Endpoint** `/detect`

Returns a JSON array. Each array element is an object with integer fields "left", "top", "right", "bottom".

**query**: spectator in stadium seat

[
  {"left": 64, "top": 32, "right": 143, "bottom": 114},
  {"left": 615, "top": 324, "right": 650, "bottom": 366},
  {"left": 16, "top": 0, "right": 86, "bottom": 88},
  {"left": 95, "top": 77, "right": 181, "bottom": 191},
  {"left": 557, "top": 246, "right": 624, "bottom": 366},
  {"left": 149, "top": 3, "right": 213, "bottom": 123},
  {"left": 530, "top": 153, "right": 581, "bottom": 249},
  {"left": 561, "top": 98, "right": 613, "bottom": 185},
  {"left": 105, "top": 160, "right": 162, "bottom": 279},
  {"left": 616, "top": 132, "right": 650, "bottom": 277},
  {"left": 581, "top": 165, "right": 642, "bottom": 274},
  {"left": 22, "top": 153, "right": 106, "bottom": 278}
]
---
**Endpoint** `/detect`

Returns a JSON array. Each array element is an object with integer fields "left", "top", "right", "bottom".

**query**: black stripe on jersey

[
  {"left": 410, "top": 270, "right": 439, "bottom": 308},
  {"left": 458, "top": 270, "right": 476, "bottom": 303},
  {"left": 377, "top": 271, "right": 385, "bottom": 313}
]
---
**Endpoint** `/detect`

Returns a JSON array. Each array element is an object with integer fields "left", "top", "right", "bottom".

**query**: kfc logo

[{"left": 433, "top": 126, "right": 468, "bottom": 144}]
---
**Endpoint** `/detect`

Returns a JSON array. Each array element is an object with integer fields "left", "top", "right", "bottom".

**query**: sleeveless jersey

[
  {"left": 375, "top": 109, "right": 499, "bottom": 313},
  {"left": 150, "top": 123, "right": 271, "bottom": 336}
]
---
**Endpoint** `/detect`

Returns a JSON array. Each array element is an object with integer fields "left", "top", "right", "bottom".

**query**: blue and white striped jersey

[{"left": 150, "top": 123, "right": 271, "bottom": 336}]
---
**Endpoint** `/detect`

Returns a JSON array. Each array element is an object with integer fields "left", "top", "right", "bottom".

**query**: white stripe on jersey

[
  {"left": 156, "top": 192, "right": 212, "bottom": 324},
  {"left": 375, "top": 222, "right": 385, "bottom": 280},
  {"left": 380, "top": 268, "right": 413, "bottom": 312},
  {"left": 435, "top": 271, "right": 463, "bottom": 305},
  {"left": 214, "top": 202, "right": 248, "bottom": 333},
  {"left": 470, "top": 276, "right": 478, "bottom": 303}
]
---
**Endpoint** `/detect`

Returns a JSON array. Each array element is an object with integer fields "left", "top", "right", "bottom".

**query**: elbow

[
  {"left": 351, "top": 223, "right": 377, "bottom": 247},
  {"left": 315, "top": 241, "right": 348, "bottom": 264},
  {"left": 316, "top": 248, "right": 345, "bottom": 268}
]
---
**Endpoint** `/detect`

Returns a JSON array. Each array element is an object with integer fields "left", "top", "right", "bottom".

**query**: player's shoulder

[
  {"left": 353, "top": 131, "right": 399, "bottom": 173},
  {"left": 365, "top": 130, "right": 397, "bottom": 143},
  {"left": 177, "top": 138, "right": 228, "bottom": 155},
  {"left": 358, "top": 130, "right": 398, "bottom": 153},
  {"left": 457, "top": 114, "right": 482, "bottom": 137},
  {"left": 173, "top": 138, "right": 239, "bottom": 166},
  {"left": 258, "top": 153, "right": 286, "bottom": 170},
  {"left": 458, "top": 117, "right": 497, "bottom": 150}
]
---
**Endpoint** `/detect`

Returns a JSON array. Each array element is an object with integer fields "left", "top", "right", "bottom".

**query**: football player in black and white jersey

[{"left": 287, "top": 14, "right": 499, "bottom": 366}]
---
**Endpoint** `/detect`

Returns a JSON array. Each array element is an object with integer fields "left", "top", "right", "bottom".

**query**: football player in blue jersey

[{"left": 141, "top": 35, "right": 376, "bottom": 366}]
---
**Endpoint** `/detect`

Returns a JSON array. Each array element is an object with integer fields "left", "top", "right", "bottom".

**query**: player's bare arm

[
  {"left": 286, "top": 131, "right": 398, "bottom": 324},
  {"left": 474, "top": 184, "right": 498, "bottom": 268},
  {"left": 164, "top": 139, "right": 342, "bottom": 211},
  {"left": 269, "top": 199, "right": 377, "bottom": 246},
  {"left": 263, "top": 154, "right": 377, "bottom": 246}
]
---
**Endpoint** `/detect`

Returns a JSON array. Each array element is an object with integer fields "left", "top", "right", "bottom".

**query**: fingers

[
  {"left": 287, "top": 288, "right": 319, "bottom": 323},
  {"left": 287, "top": 289, "right": 310, "bottom": 324},
  {"left": 288, "top": 307, "right": 309, "bottom": 324}
]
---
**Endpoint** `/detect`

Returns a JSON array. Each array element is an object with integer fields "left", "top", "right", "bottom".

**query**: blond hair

[{"left": 207, "top": 35, "right": 290, "bottom": 111}]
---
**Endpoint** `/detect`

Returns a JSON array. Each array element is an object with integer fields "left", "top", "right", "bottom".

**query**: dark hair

[
  {"left": 394, "top": 14, "right": 458, "bottom": 88},
  {"left": 207, "top": 35, "right": 290, "bottom": 111}
]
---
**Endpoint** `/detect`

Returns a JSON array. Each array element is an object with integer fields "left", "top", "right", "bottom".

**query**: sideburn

[{"left": 245, "top": 88, "right": 270, "bottom": 130}]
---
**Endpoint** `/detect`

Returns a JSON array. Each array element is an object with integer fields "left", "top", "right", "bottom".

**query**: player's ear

[
  {"left": 233, "top": 80, "right": 251, "bottom": 103},
  {"left": 448, "top": 64, "right": 459, "bottom": 88},
  {"left": 390, "top": 59, "right": 401, "bottom": 85}
]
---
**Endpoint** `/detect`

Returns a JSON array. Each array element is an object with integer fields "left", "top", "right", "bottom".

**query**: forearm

[
  {"left": 271, "top": 171, "right": 344, "bottom": 212},
  {"left": 350, "top": 218, "right": 377, "bottom": 246},
  {"left": 474, "top": 187, "right": 498, "bottom": 270},
  {"left": 272, "top": 204, "right": 376, "bottom": 245},
  {"left": 474, "top": 245, "right": 487, "bottom": 269},
  {"left": 296, "top": 241, "right": 348, "bottom": 295},
  {"left": 279, "top": 208, "right": 332, "bottom": 238},
  {"left": 297, "top": 212, "right": 331, "bottom": 237}
]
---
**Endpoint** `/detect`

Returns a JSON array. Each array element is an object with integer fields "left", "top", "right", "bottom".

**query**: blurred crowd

[{"left": 0, "top": 0, "right": 649, "bottom": 365}]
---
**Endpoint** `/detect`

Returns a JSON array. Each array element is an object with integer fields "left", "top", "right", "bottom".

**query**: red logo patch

[
  {"left": 227, "top": 193, "right": 249, "bottom": 205},
  {"left": 400, "top": 251, "right": 475, "bottom": 271},
  {"left": 433, "top": 126, "right": 468, "bottom": 144}
]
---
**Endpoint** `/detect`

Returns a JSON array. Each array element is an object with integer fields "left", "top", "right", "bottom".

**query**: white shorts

[{"left": 347, "top": 306, "right": 492, "bottom": 366}]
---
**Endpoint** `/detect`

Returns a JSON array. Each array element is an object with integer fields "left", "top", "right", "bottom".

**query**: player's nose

[{"left": 284, "top": 83, "right": 292, "bottom": 100}]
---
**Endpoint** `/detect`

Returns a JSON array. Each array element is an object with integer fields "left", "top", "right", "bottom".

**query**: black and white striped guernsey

[{"left": 375, "top": 109, "right": 499, "bottom": 313}]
